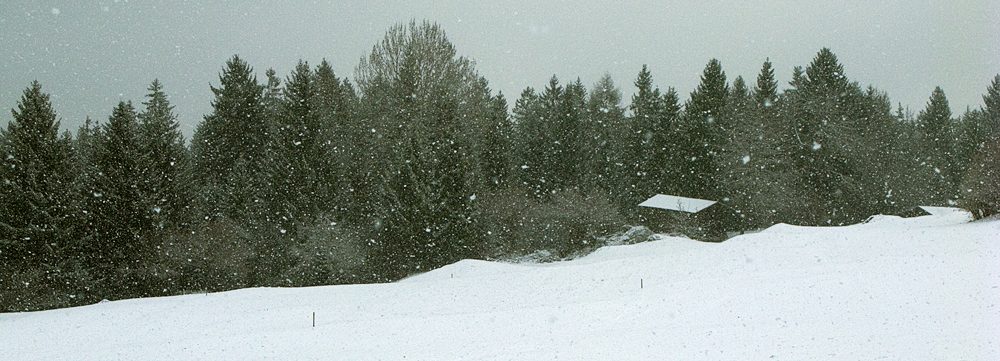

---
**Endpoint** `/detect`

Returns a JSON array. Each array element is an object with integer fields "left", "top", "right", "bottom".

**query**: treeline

[{"left": 2, "top": 21, "right": 998, "bottom": 311}]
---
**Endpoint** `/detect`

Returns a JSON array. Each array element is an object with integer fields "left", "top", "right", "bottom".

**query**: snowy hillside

[{"left": 3, "top": 210, "right": 998, "bottom": 360}]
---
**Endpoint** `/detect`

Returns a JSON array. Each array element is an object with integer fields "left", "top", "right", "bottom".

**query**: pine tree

[
  {"left": 624, "top": 65, "right": 664, "bottom": 206},
  {"left": 313, "top": 59, "right": 361, "bottom": 218},
  {"left": 137, "top": 79, "right": 190, "bottom": 228},
  {"left": 957, "top": 74, "right": 1000, "bottom": 218},
  {"left": 0, "top": 81, "right": 81, "bottom": 269},
  {"left": 754, "top": 58, "right": 778, "bottom": 107},
  {"left": 88, "top": 101, "right": 153, "bottom": 295},
  {"left": 983, "top": 75, "right": 1000, "bottom": 123},
  {"left": 191, "top": 55, "right": 270, "bottom": 220},
  {"left": 583, "top": 74, "right": 625, "bottom": 195},
  {"left": 512, "top": 86, "right": 547, "bottom": 195},
  {"left": 917, "top": 86, "right": 957, "bottom": 204},
  {"left": 679, "top": 58, "right": 729, "bottom": 201}
]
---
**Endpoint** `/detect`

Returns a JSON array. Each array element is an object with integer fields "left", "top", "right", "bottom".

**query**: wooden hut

[{"left": 638, "top": 194, "right": 741, "bottom": 241}]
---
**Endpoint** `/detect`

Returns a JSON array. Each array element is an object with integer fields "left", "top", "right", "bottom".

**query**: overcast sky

[{"left": 2, "top": 0, "right": 998, "bottom": 138}]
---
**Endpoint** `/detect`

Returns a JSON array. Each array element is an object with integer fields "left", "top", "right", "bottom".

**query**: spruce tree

[
  {"left": 191, "top": 55, "right": 270, "bottom": 220},
  {"left": 723, "top": 59, "right": 796, "bottom": 229},
  {"left": 625, "top": 65, "right": 664, "bottom": 206},
  {"left": 137, "top": 79, "right": 190, "bottom": 228},
  {"left": 512, "top": 86, "right": 547, "bottom": 195},
  {"left": 0, "top": 81, "right": 81, "bottom": 270},
  {"left": 480, "top": 92, "right": 512, "bottom": 188},
  {"left": 917, "top": 86, "right": 957, "bottom": 203},
  {"left": 88, "top": 101, "right": 152, "bottom": 295},
  {"left": 583, "top": 74, "right": 625, "bottom": 195},
  {"left": 514, "top": 76, "right": 568, "bottom": 196},
  {"left": 313, "top": 59, "right": 360, "bottom": 218},
  {"left": 983, "top": 74, "right": 1000, "bottom": 123},
  {"left": 679, "top": 59, "right": 728, "bottom": 201},
  {"left": 553, "top": 78, "right": 586, "bottom": 189},
  {"left": 957, "top": 74, "right": 1000, "bottom": 218},
  {"left": 754, "top": 58, "right": 778, "bottom": 107}
]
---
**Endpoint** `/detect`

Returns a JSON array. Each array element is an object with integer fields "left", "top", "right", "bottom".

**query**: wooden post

[
  {"left": 312, "top": 312, "right": 315, "bottom": 327},
  {"left": 641, "top": 279, "right": 643, "bottom": 289}
]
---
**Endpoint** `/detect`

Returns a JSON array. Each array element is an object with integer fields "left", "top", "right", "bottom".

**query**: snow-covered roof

[
  {"left": 638, "top": 194, "right": 717, "bottom": 213},
  {"left": 917, "top": 206, "right": 970, "bottom": 217}
]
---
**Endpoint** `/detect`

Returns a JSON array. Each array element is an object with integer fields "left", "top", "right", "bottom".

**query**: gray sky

[{"left": 2, "top": 0, "right": 998, "bottom": 139}]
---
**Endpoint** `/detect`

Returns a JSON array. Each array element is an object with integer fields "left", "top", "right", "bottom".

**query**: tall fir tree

[
  {"left": 191, "top": 55, "right": 270, "bottom": 220},
  {"left": 679, "top": 58, "right": 729, "bottom": 201},
  {"left": 582, "top": 74, "right": 625, "bottom": 196},
  {"left": 753, "top": 58, "right": 778, "bottom": 107},
  {"left": 313, "top": 59, "right": 361, "bottom": 218},
  {"left": 958, "top": 74, "right": 1000, "bottom": 218},
  {"left": 137, "top": 79, "right": 190, "bottom": 229},
  {"left": 983, "top": 74, "right": 1000, "bottom": 123},
  {"left": 624, "top": 65, "right": 665, "bottom": 207},
  {"left": 917, "top": 86, "right": 958, "bottom": 204},
  {"left": 0, "top": 81, "right": 82, "bottom": 271},
  {"left": 87, "top": 101, "right": 154, "bottom": 296},
  {"left": 721, "top": 60, "right": 798, "bottom": 230}
]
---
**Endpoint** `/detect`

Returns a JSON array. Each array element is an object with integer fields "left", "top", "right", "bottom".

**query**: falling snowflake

[
  {"left": 742, "top": 155, "right": 751, "bottom": 164},
  {"left": 812, "top": 142, "right": 822, "bottom": 150}
]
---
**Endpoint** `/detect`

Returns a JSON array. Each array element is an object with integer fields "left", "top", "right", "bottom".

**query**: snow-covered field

[{"left": 3, "top": 209, "right": 998, "bottom": 360}]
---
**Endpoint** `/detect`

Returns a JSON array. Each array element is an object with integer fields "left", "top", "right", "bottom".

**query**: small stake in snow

[
  {"left": 641, "top": 279, "right": 643, "bottom": 289},
  {"left": 312, "top": 312, "right": 315, "bottom": 327}
]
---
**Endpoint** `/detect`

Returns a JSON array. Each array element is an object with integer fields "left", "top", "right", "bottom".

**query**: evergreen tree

[
  {"left": 783, "top": 49, "right": 860, "bottom": 224},
  {"left": 957, "top": 74, "right": 1000, "bottom": 218},
  {"left": 582, "top": 74, "right": 625, "bottom": 195},
  {"left": 191, "top": 55, "right": 270, "bottom": 220},
  {"left": 959, "top": 137, "right": 1000, "bottom": 219},
  {"left": 618, "top": 66, "right": 684, "bottom": 229},
  {"left": 314, "top": 59, "right": 362, "bottom": 219},
  {"left": 917, "top": 86, "right": 958, "bottom": 203},
  {"left": 0, "top": 81, "right": 82, "bottom": 271},
  {"left": 88, "top": 101, "right": 154, "bottom": 295},
  {"left": 780, "top": 48, "right": 918, "bottom": 224},
  {"left": 137, "top": 79, "right": 190, "bottom": 228},
  {"left": 479, "top": 91, "right": 512, "bottom": 188},
  {"left": 722, "top": 61, "right": 797, "bottom": 230},
  {"left": 679, "top": 59, "right": 729, "bottom": 200},
  {"left": 553, "top": 78, "right": 587, "bottom": 189},
  {"left": 983, "top": 75, "right": 1000, "bottom": 123},
  {"left": 624, "top": 65, "right": 665, "bottom": 207},
  {"left": 190, "top": 55, "right": 294, "bottom": 285},
  {"left": 753, "top": 58, "right": 778, "bottom": 107},
  {"left": 512, "top": 86, "right": 548, "bottom": 195},
  {"left": 513, "top": 76, "right": 576, "bottom": 196}
]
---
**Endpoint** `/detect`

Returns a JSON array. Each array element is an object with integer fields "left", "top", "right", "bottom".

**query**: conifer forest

[{"left": 3, "top": 21, "right": 999, "bottom": 312}]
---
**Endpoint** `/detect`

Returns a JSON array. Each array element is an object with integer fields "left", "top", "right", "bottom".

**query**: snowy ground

[{"left": 3, "top": 209, "right": 998, "bottom": 360}]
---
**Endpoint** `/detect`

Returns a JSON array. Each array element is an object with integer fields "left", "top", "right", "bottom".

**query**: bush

[
  {"left": 960, "top": 140, "right": 1000, "bottom": 219},
  {"left": 151, "top": 218, "right": 257, "bottom": 293},
  {"left": 282, "top": 215, "right": 369, "bottom": 286},
  {"left": 0, "top": 263, "right": 95, "bottom": 312},
  {"left": 478, "top": 188, "right": 625, "bottom": 260}
]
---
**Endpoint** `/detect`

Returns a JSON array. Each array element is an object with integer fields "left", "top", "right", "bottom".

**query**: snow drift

[{"left": 2, "top": 210, "right": 998, "bottom": 360}]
